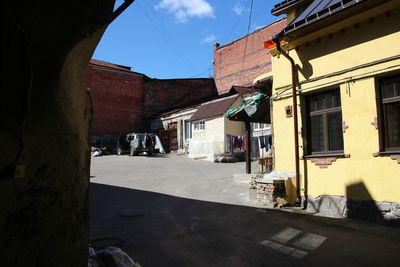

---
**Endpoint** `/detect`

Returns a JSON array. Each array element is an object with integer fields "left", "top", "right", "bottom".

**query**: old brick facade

[
  {"left": 87, "top": 60, "right": 145, "bottom": 135},
  {"left": 213, "top": 18, "right": 286, "bottom": 95},
  {"left": 86, "top": 60, "right": 218, "bottom": 146},
  {"left": 143, "top": 78, "right": 218, "bottom": 121}
]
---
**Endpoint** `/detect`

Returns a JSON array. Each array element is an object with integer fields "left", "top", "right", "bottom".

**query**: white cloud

[
  {"left": 201, "top": 34, "right": 217, "bottom": 44},
  {"left": 155, "top": 0, "right": 215, "bottom": 22},
  {"left": 232, "top": 1, "right": 245, "bottom": 16}
]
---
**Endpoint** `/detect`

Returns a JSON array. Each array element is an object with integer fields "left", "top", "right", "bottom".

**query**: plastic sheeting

[
  {"left": 188, "top": 137, "right": 224, "bottom": 162},
  {"left": 154, "top": 135, "right": 165, "bottom": 154}
]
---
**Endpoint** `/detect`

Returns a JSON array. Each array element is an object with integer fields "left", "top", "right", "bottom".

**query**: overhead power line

[
  {"left": 136, "top": 0, "right": 193, "bottom": 71},
  {"left": 239, "top": 0, "right": 254, "bottom": 83}
]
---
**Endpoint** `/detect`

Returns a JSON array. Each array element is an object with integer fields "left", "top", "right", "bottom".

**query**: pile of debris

[
  {"left": 214, "top": 152, "right": 245, "bottom": 163},
  {"left": 250, "top": 173, "right": 287, "bottom": 208},
  {"left": 91, "top": 146, "right": 112, "bottom": 157}
]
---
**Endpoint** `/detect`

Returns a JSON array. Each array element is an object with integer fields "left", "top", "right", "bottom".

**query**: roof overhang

[
  {"left": 253, "top": 72, "right": 273, "bottom": 87},
  {"left": 189, "top": 95, "right": 238, "bottom": 121},
  {"left": 282, "top": 0, "right": 390, "bottom": 41},
  {"left": 272, "top": 0, "right": 312, "bottom": 16}
]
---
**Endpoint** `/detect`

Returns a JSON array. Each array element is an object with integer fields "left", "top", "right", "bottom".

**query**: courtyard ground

[{"left": 90, "top": 154, "right": 400, "bottom": 267}]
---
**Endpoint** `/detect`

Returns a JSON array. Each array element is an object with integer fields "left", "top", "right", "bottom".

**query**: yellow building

[{"left": 264, "top": 0, "right": 400, "bottom": 221}]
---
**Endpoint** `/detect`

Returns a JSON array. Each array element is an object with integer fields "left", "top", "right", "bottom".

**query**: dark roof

[
  {"left": 229, "top": 86, "right": 255, "bottom": 95},
  {"left": 281, "top": 0, "right": 387, "bottom": 38},
  {"left": 272, "top": 0, "right": 311, "bottom": 15},
  {"left": 158, "top": 103, "right": 201, "bottom": 117},
  {"left": 90, "top": 59, "right": 132, "bottom": 72},
  {"left": 190, "top": 95, "right": 238, "bottom": 121}
]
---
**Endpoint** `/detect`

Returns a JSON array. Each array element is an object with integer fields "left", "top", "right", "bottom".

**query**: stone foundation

[{"left": 303, "top": 195, "right": 400, "bottom": 226}]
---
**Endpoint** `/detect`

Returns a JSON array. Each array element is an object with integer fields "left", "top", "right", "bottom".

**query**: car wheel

[{"left": 117, "top": 147, "right": 122, "bottom": 155}]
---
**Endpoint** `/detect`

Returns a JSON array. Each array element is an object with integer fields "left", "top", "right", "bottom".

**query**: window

[
  {"left": 252, "top": 123, "right": 269, "bottom": 131},
  {"left": 378, "top": 75, "right": 400, "bottom": 152},
  {"left": 193, "top": 120, "right": 205, "bottom": 131},
  {"left": 305, "top": 88, "right": 344, "bottom": 155},
  {"left": 184, "top": 120, "right": 192, "bottom": 140}
]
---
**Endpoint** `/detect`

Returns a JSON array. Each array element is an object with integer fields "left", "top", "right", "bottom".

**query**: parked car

[{"left": 117, "top": 133, "right": 157, "bottom": 156}]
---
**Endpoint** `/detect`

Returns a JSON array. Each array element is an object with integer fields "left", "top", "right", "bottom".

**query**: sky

[{"left": 93, "top": 0, "right": 282, "bottom": 79}]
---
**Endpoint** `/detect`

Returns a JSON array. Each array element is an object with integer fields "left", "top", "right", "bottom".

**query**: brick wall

[
  {"left": 143, "top": 78, "right": 218, "bottom": 120},
  {"left": 87, "top": 60, "right": 219, "bottom": 137},
  {"left": 213, "top": 18, "right": 286, "bottom": 95},
  {"left": 86, "top": 62, "right": 145, "bottom": 135}
]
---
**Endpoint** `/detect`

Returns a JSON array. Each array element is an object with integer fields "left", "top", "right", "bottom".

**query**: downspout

[
  {"left": 272, "top": 35, "right": 301, "bottom": 206},
  {"left": 245, "top": 121, "right": 251, "bottom": 174}
]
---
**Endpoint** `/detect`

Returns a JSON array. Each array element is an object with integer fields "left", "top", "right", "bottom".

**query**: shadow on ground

[{"left": 90, "top": 183, "right": 400, "bottom": 267}]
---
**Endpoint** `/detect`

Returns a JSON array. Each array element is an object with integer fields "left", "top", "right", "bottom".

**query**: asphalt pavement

[{"left": 90, "top": 154, "right": 400, "bottom": 267}]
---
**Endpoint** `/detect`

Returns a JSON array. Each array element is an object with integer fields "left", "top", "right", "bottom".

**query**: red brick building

[
  {"left": 213, "top": 18, "right": 286, "bottom": 95},
  {"left": 86, "top": 59, "right": 218, "bottom": 147},
  {"left": 143, "top": 78, "right": 218, "bottom": 119},
  {"left": 87, "top": 60, "right": 145, "bottom": 136}
]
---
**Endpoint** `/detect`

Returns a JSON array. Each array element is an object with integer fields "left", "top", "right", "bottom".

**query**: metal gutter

[
  {"left": 273, "top": 35, "right": 302, "bottom": 206},
  {"left": 272, "top": 61, "right": 400, "bottom": 100}
]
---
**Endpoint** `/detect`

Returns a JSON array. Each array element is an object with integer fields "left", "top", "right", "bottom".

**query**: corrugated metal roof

[
  {"left": 272, "top": 0, "right": 309, "bottom": 15},
  {"left": 283, "top": 0, "right": 367, "bottom": 35},
  {"left": 190, "top": 95, "right": 238, "bottom": 121}
]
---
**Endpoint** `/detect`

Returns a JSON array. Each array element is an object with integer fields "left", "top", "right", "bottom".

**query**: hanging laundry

[
  {"left": 239, "top": 136, "right": 244, "bottom": 151},
  {"left": 259, "top": 136, "right": 266, "bottom": 148},
  {"left": 233, "top": 136, "right": 243, "bottom": 150},
  {"left": 267, "top": 134, "right": 272, "bottom": 150},
  {"left": 251, "top": 137, "right": 260, "bottom": 159}
]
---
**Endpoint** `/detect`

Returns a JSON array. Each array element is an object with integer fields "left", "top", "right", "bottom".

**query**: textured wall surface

[
  {"left": 87, "top": 64, "right": 145, "bottom": 134},
  {"left": 87, "top": 67, "right": 219, "bottom": 136},
  {"left": 143, "top": 78, "right": 218, "bottom": 122},
  {"left": 1, "top": 0, "right": 115, "bottom": 265},
  {"left": 271, "top": 4, "right": 400, "bottom": 203},
  {"left": 213, "top": 19, "right": 286, "bottom": 95}
]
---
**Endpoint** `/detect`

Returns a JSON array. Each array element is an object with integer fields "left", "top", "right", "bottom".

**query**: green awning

[{"left": 226, "top": 93, "right": 270, "bottom": 123}]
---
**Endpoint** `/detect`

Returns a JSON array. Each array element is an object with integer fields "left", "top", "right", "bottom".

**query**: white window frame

[
  {"left": 193, "top": 120, "right": 205, "bottom": 132},
  {"left": 252, "top": 122, "right": 269, "bottom": 131},
  {"left": 184, "top": 120, "right": 192, "bottom": 140}
]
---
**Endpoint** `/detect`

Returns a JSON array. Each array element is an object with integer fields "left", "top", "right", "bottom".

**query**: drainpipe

[
  {"left": 245, "top": 121, "right": 251, "bottom": 174},
  {"left": 272, "top": 35, "right": 301, "bottom": 206}
]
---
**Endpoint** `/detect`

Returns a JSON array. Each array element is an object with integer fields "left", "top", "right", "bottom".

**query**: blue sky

[{"left": 93, "top": 0, "right": 282, "bottom": 79}]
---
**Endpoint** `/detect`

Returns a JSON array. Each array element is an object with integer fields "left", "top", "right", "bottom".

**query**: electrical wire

[
  {"left": 137, "top": 0, "right": 194, "bottom": 71},
  {"left": 224, "top": 0, "right": 252, "bottom": 44},
  {"left": 239, "top": 0, "right": 254, "bottom": 83},
  {"left": 190, "top": 67, "right": 212, "bottom": 78}
]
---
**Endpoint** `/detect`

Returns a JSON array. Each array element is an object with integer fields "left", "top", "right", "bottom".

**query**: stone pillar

[{"left": 1, "top": 1, "right": 115, "bottom": 265}]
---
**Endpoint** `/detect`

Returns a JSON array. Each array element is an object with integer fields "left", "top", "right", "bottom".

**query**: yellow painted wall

[{"left": 271, "top": 3, "right": 400, "bottom": 203}]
